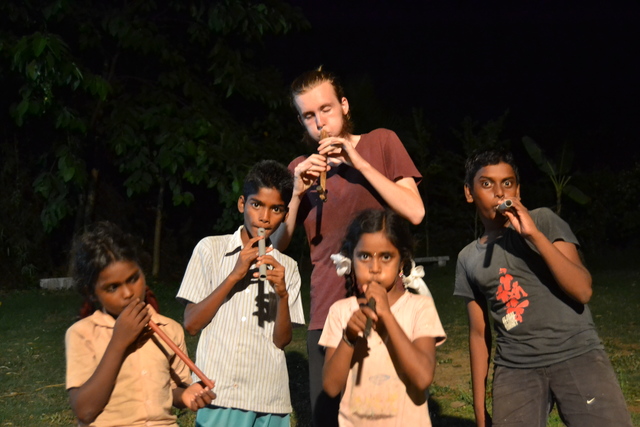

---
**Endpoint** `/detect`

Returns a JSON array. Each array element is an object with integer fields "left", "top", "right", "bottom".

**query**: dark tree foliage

[
  {"left": 1, "top": 1, "right": 637, "bottom": 289},
  {"left": 0, "top": 0, "right": 308, "bottom": 286}
]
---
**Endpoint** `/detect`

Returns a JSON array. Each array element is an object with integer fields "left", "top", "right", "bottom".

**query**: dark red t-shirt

[{"left": 289, "top": 128, "right": 422, "bottom": 329}]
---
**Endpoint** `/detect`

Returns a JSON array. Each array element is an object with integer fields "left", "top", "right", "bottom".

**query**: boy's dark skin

[
  {"left": 182, "top": 186, "right": 293, "bottom": 349},
  {"left": 463, "top": 161, "right": 592, "bottom": 426}
]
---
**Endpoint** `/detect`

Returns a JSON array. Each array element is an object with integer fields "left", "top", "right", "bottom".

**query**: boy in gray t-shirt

[{"left": 454, "top": 150, "right": 632, "bottom": 427}]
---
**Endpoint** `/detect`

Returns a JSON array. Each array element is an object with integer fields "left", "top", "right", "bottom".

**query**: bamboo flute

[
  {"left": 148, "top": 320, "right": 215, "bottom": 390},
  {"left": 258, "top": 227, "right": 267, "bottom": 281},
  {"left": 316, "top": 129, "right": 329, "bottom": 202},
  {"left": 363, "top": 298, "right": 376, "bottom": 338}
]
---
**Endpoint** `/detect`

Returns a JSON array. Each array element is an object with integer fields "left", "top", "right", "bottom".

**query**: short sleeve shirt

[
  {"left": 289, "top": 128, "right": 422, "bottom": 330},
  {"left": 65, "top": 307, "right": 190, "bottom": 427},
  {"left": 319, "top": 293, "right": 445, "bottom": 426},
  {"left": 454, "top": 208, "right": 603, "bottom": 368},
  {"left": 176, "top": 226, "right": 305, "bottom": 414}
]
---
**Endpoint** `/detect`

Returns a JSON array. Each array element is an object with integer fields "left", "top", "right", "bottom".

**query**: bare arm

[
  {"left": 270, "top": 196, "right": 299, "bottom": 252},
  {"left": 69, "top": 300, "right": 151, "bottom": 424},
  {"left": 323, "top": 286, "right": 437, "bottom": 397},
  {"left": 322, "top": 340, "right": 355, "bottom": 398},
  {"left": 466, "top": 297, "right": 493, "bottom": 427},
  {"left": 319, "top": 137, "right": 425, "bottom": 225},
  {"left": 272, "top": 135, "right": 426, "bottom": 250},
  {"left": 271, "top": 155, "right": 325, "bottom": 251},
  {"left": 367, "top": 283, "right": 436, "bottom": 391},
  {"left": 528, "top": 237, "right": 591, "bottom": 303},
  {"left": 169, "top": 327, "right": 216, "bottom": 411},
  {"left": 272, "top": 295, "right": 292, "bottom": 349},
  {"left": 504, "top": 201, "right": 592, "bottom": 303},
  {"left": 183, "top": 277, "right": 236, "bottom": 336},
  {"left": 326, "top": 326, "right": 436, "bottom": 395},
  {"left": 322, "top": 305, "right": 365, "bottom": 397},
  {"left": 355, "top": 170, "right": 424, "bottom": 225},
  {"left": 270, "top": 213, "right": 295, "bottom": 253},
  {"left": 381, "top": 315, "right": 437, "bottom": 392},
  {"left": 183, "top": 235, "right": 263, "bottom": 335}
]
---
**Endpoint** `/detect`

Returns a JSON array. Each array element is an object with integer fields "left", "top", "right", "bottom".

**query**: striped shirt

[{"left": 176, "top": 226, "right": 305, "bottom": 414}]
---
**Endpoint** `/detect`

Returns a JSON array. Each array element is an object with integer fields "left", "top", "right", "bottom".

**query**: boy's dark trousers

[{"left": 491, "top": 348, "right": 632, "bottom": 427}]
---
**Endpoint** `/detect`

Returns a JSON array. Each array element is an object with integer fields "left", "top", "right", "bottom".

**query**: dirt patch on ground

[{"left": 434, "top": 345, "right": 472, "bottom": 390}]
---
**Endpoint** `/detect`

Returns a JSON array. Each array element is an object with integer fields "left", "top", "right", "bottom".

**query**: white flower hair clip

[
  {"left": 330, "top": 253, "right": 352, "bottom": 277},
  {"left": 402, "top": 259, "right": 431, "bottom": 297}
]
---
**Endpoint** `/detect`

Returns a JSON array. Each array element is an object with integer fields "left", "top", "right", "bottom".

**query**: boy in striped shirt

[{"left": 177, "top": 160, "right": 305, "bottom": 427}]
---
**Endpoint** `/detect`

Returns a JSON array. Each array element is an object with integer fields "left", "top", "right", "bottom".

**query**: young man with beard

[{"left": 272, "top": 67, "right": 425, "bottom": 426}]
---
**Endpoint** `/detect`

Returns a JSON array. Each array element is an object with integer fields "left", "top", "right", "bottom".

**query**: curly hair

[{"left": 71, "top": 221, "right": 158, "bottom": 318}]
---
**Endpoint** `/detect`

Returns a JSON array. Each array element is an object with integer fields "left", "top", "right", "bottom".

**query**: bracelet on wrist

[{"left": 342, "top": 329, "right": 357, "bottom": 348}]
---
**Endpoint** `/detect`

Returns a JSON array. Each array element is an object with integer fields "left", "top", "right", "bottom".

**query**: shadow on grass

[
  {"left": 286, "top": 350, "right": 311, "bottom": 426},
  {"left": 429, "top": 399, "right": 476, "bottom": 427}
]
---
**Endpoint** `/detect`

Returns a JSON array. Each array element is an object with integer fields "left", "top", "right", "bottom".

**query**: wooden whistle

[
  {"left": 316, "top": 129, "right": 329, "bottom": 202},
  {"left": 363, "top": 298, "right": 376, "bottom": 338}
]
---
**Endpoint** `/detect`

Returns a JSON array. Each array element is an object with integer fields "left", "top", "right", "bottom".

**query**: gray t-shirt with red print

[{"left": 454, "top": 208, "right": 603, "bottom": 368}]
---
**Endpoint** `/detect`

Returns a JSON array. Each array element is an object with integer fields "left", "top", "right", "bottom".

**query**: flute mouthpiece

[
  {"left": 497, "top": 199, "right": 513, "bottom": 213},
  {"left": 318, "top": 130, "right": 329, "bottom": 202}
]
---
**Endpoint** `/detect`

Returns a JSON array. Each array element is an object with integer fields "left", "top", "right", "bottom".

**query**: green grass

[
  {"left": 424, "top": 260, "right": 640, "bottom": 426},
  {"left": 1, "top": 258, "right": 638, "bottom": 426}
]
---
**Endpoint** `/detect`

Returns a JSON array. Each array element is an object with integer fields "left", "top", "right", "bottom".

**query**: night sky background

[{"left": 269, "top": 0, "right": 640, "bottom": 171}]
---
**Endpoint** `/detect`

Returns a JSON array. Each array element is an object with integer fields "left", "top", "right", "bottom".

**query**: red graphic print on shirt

[
  {"left": 497, "top": 268, "right": 529, "bottom": 330},
  {"left": 505, "top": 298, "right": 530, "bottom": 323}
]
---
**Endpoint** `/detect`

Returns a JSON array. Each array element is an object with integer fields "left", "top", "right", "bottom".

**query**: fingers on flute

[
  {"left": 199, "top": 389, "right": 216, "bottom": 408},
  {"left": 258, "top": 254, "right": 281, "bottom": 267},
  {"left": 186, "top": 384, "right": 216, "bottom": 411},
  {"left": 357, "top": 302, "right": 378, "bottom": 324},
  {"left": 141, "top": 309, "right": 152, "bottom": 325},
  {"left": 307, "top": 155, "right": 329, "bottom": 168},
  {"left": 202, "top": 388, "right": 216, "bottom": 404}
]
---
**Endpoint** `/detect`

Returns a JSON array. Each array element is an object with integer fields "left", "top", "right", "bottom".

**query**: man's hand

[
  {"left": 317, "top": 136, "right": 364, "bottom": 170},
  {"left": 292, "top": 154, "right": 329, "bottom": 196}
]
